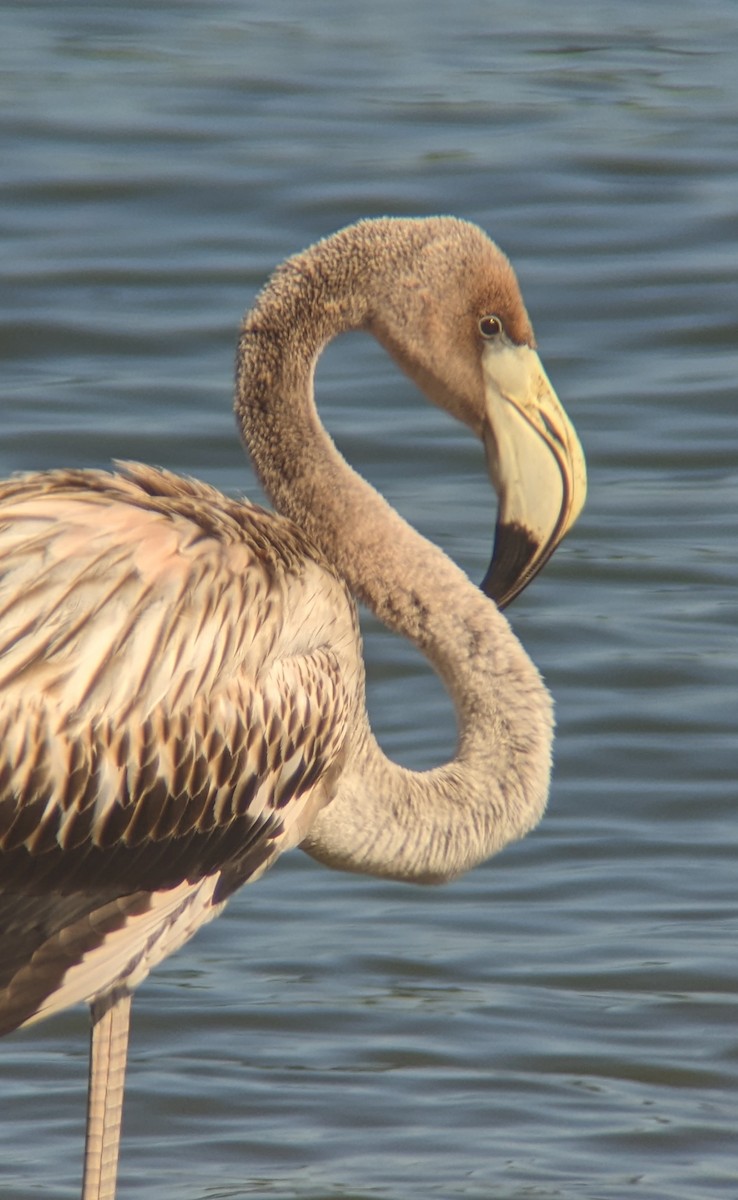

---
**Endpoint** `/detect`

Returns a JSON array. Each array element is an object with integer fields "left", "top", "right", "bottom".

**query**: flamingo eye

[{"left": 478, "top": 314, "right": 504, "bottom": 339}]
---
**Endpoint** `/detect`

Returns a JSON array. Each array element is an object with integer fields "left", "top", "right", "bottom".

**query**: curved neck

[
  {"left": 234, "top": 224, "right": 554, "bottom": 882},
  {"left": 236, "top": 224, "right": 470, "bottom": 671}
]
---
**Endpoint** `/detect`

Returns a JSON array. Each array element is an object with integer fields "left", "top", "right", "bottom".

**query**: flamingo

[{"left": 0, "top": 216, "right": 586, "bottom": 1199}]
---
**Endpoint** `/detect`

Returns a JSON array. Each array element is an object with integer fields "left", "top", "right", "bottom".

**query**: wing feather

[{"left": 0, "top": 464, "right": 361, "bottom": 1032}]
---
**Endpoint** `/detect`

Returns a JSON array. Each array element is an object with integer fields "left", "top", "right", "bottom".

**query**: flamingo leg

[{"left": 82, "top": 990, "right": 132, "bottom": 1200}]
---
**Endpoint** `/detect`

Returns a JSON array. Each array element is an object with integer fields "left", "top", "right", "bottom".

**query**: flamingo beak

[{"left": 480, "top": 344, "right": 587, "bottom": 609}]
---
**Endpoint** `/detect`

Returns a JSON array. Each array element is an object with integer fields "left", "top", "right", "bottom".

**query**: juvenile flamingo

[{"left": 0, "top": 217, "right": 586, "bottom": 1198}]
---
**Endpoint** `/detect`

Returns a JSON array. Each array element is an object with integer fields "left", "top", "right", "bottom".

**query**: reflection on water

[{"left": 1, "top": 2, "right": 736, "bottom": 1198}]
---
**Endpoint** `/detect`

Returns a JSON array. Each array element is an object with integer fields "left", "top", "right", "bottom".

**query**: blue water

[{"left": 1, "top": 2, "right": 736, "bottom": 1197}]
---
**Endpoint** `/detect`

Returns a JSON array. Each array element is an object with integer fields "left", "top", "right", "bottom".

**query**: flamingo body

[{"left": 0, "top": 463, "right": 356, "bottom": 1032}]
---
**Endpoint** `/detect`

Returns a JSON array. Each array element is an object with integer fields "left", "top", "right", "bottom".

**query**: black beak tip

[{"left": 480, "top": 522, "right": 540, "bottom": 610}]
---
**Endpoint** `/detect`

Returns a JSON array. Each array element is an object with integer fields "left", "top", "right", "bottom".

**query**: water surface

[{"left": 0, "top": 3, "right": 736, "bottom": 1198}]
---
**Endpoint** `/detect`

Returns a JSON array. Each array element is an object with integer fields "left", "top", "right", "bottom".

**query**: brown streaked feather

[
  {"left": 0, "top": 890, "right": 150, "bottom": 1035},
  {"left": 0, "top": 881, "right": 224, "bottom": 1035},
  {"left": 0, "top": 463, "right": 360, "bottom": 1033}
]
